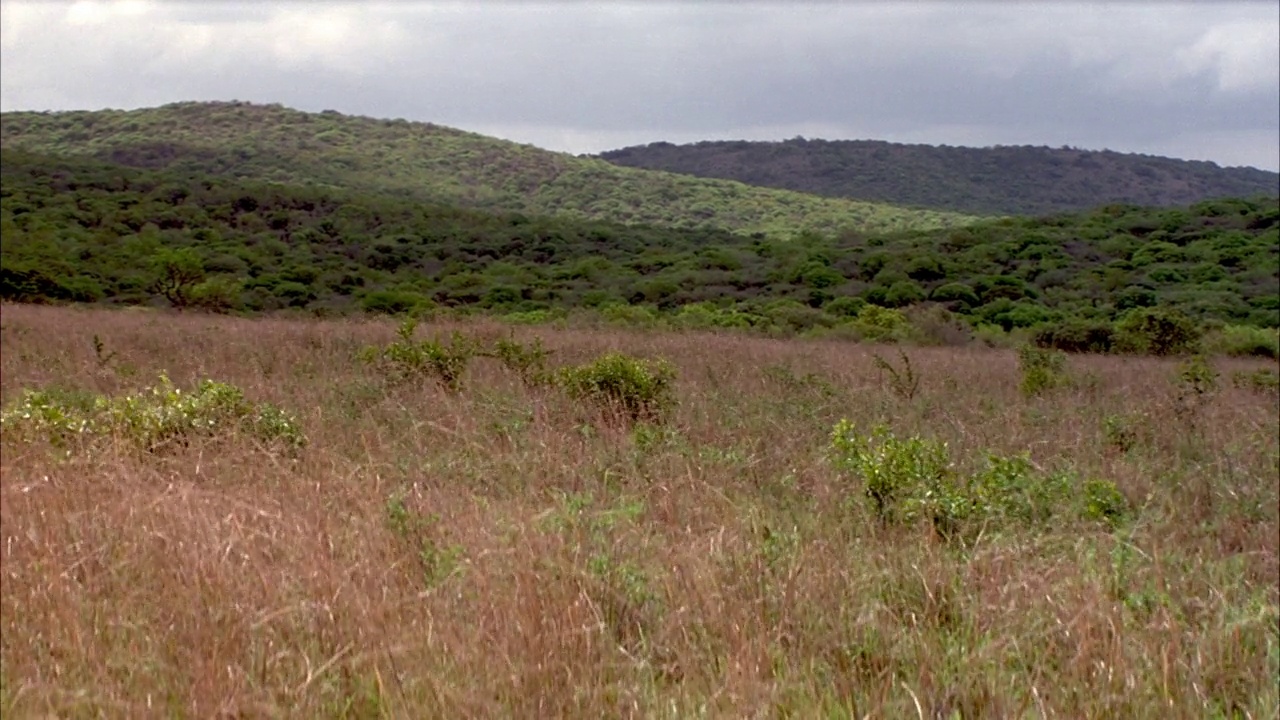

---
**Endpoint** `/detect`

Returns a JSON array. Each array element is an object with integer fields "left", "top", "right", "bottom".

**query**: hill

[
  {"left": 0, "top": 102, "right": 975, "bottom": 238},
  {"left": 3, "top": 148, "right": 1275, "bottom": 345},
  {"left": 596, "top": 138, "right": 1280, "bottom": 216}
]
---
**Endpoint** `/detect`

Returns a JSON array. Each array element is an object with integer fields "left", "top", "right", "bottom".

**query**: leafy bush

[
  {"left": 1115, "top": 307, "right": 1202, "bottom": 356},
  {"left": 902, "top": 303, "right": 972, "bottom": 346},
  {"left": 829, "top": 420, "right": 955, "bottom": 527},
  {"left": 1081, "top": 478, "right": 1130, "bottom": 528},
  {"left": 1033, "top": 319, "right": 1116, "bottom": 354},
  {"left": 1172, "top": 355, "right": 1219, "bottom": 426},
  {"left": 967, "top": 452, "right": 1074, "bottom": 526},
  {"left": 830, "top": 421, "right": 1125, "bottom": 541},
  {"left": 1102, "top": 414, "right": 1140, "bottom": 452},
  {"left": 1, "top": 374, "right": 306, "bottom": 454},
  {"left": 359, "top": 318, "right": 477, "bottom": 391},
  {"left": 1017, "top": 345, "right": 1069, "bottom": 397},
  {"left": 487, "top": 334, "right": 553, "bottom": 387},
  {"left": 1205, "top": 324, "right": 1279, "bottom": 359},
  {"left": 361, "top": 289, "right": 434, "bottom": 316},
  {"left": 847, "top": 304, "right": 909, "bottom": 343},
  {"left": 823, "top": 295, "right": 867, "bottom": 318},
  {"left": 1231, "top": 368, "right": 1279, "bottom": 394},
  {"left": 556, "top": 352, "right": 677, "bottom": 423}
]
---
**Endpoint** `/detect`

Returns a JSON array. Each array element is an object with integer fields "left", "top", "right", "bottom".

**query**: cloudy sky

[{"left": 1, "top": 1, "right": 1278, "bottom": 171}]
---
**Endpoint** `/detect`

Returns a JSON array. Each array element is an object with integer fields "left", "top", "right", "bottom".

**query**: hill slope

[
  {"left": 596, "top": 138, "right": 1280, "bottom": 216},
  {"left": 0, "top": 102, "right": 975, "bottom": 238},
  {"left": 3, "top": 148, "right": 1275, "bottom": 335}
]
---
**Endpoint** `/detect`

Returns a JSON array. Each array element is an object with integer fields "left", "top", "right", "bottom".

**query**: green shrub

[
  {"left": 1172, "top": 355, "right": 1219, "bottom": 425},
  {"left": 829, "top": 420, "right": 956, "bottom": 527},
  {"left": 902, "top": 303, "right": 973, "bottom": 346},
  {"left": 488, "top": 334, "right": 553, "bottom": 387},
  {"left": 556, "top": 352, "right": 677, "bottom": 423},
  {"left": 597, "top": 302, "right": 663, "bottom": 328},
  {"left": 1017, "top": 345, "right": 1069, "bottom": 397},
  {"left": 831, "top": 421, "right": 1127, "bottom": 541},
  {"left": 361, "top": 289, "right": 434, "bottom": 316},
  {"left": 1033, "top": 319, "right": 1116, "bottom": 354},
  {"left": 1081, "top": 478, "right": 1130, "bottom": 528},
  {"left": 1231, "top": 368, "right": 1279, "bottom": 394},
  {"left": 1102, "top": 414, "right": 1140, "bottom": 452},
  {"left": 0, "top": 374, "right": 306, "bottom": 454},
  {"left": 1206, "top": 324, "right": 1279, "bottom": 359},
  {"left": 967, "top": 452, "right": 1073, "bottom": 526},
  {"left": 1114, "top": 307, "right": 1202, "bottom": 356},
  {"left": 359, "top": 318, "right": 477, "bottom": 391},
  {"left": 849, "top": 304, "right": 909, "bottom": 343},
  {"left": 823, "top": 295, "right": 867, "bottom": 318}
]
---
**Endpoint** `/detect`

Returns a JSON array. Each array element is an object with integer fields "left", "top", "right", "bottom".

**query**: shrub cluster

[
  {"left": 360, "top": 323, "right": 677, "bottom": 423},
  {"left": 556, "top": 353, "right": 678, "bottom": 423},
  {"left": 0, "top": 374, "right": 307, "bottom": 454},
  {"left": 830, "top": 420, "right": 1129, "bottom": 543}
]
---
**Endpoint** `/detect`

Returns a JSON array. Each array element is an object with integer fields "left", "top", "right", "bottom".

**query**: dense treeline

[
  {"left": 2, "top": 149, "right": 1277, "bottom": 353},
  {"left": 598, "top": 138, "right": 1280, "bottom": 217}
]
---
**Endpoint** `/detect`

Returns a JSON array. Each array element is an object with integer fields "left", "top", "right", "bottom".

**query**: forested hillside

[
  {"left": 3, "top": 149, "right": 1275, "bottom": 346},
  {"left": 598, "top": 138, "right": 1280, "bottom": 216},
  {"left": 0, "top": 102, "right": 973, "bottom": 238}
]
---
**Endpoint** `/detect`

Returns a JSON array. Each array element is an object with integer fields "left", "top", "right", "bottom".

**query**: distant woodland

[{"left": 598, "top": 138, "right": 1280, "bottom": 216}]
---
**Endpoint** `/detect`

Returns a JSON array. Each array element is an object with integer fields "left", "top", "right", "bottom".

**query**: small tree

[{"left": 149, "top": 248, "right": 206, "bottom": 309}]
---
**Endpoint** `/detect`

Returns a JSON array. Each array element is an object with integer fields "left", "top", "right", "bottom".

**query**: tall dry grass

[{"left": 1, "top": 302, "right": 1277, "bottom": 718}]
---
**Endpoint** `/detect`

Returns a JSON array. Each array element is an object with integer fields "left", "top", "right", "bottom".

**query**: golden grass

[{"left": 1, "top": 303, "right": 1277, "bottom": 718}]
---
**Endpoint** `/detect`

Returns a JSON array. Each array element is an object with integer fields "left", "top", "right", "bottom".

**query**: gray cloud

[{"left": 1, "top": 1, "right": 1277, "bottom": 171}]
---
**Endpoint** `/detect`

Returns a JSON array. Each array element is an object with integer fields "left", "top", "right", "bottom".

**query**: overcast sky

[{"left": 1, "top": 1, "right": 1278, "bottom": 171}]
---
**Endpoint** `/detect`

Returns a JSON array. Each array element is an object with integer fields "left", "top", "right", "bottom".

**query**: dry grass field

[{"left": 1, "top": 302, "right": 1277, "bottom": 719}]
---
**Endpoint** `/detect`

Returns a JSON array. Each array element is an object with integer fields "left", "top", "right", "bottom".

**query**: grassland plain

[{"left": 0, "top": 303, "right": 1277, "bottom": 718}]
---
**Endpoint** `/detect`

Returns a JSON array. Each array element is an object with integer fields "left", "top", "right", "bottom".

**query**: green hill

[
  {"left": 3, "top": 148, "right": 1275, "bottom": 346},
  {"left": 597, "top": 138, "right": 1280, "bottom": 217},
  {"left": 0, "top": 102, "right": 976, "bottom": 238}
]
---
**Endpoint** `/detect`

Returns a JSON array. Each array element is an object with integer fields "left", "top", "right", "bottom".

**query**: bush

[
  {"left": 930, "top": 282, "right": 980, "bottom": 309},
  {"left": 848, "top": 304, "right": 909, "bottom": 343},
  {"left": 1205, "top": 324, "right": 1279, "bottom": 359},
  {"left": 488, "top": 335, "right": 553, "bottom": 387},
  {"left": 0, "top": 374, "right": 307, "bottom": 454},
  {"left": 902, "top": 304, "right": 973, "bottom": 346},
  {"left": 823, "top": 295, "right": 867, "bottom": 318},
  {"left": 830, "top": 421, "right": 1128, "bottom": 541},
  {"left": 359, "top": 318, "right": 477, "bottom": 391},
  {"left": 556, "top": 352, "right": 677, "bottom": 423},
  {"left": 1231, "top": 368, "right": 1279, "bottom": 394},
  {"left": 829, "top": 420, "right": 955, "bottom": 527},
  {"left": 1081, "top": 479, "right": 1130, "bottom": 528},
  {"left": 1017, "top": 345, "right": 1069, "bottom": 397},
  {"left": 1033, "top": 319, "right": 1116, "bottom": 354},
  {"left": 1114, "top": 307, "right": 1202, "bottom": 356},
  {"left": 362, "top": 289, "right": 434, "bottom": 316}
]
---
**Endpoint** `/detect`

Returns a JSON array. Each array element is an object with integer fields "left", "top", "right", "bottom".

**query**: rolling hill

[
  {"left": 0, "top": 102, "right": 976, "bottom": 239},
  {"left": 596, "top": 138, "right": 1280, "bottom": 217},
  {"left": 3, "top": 147, "right": 1275, "bottom": 339}
]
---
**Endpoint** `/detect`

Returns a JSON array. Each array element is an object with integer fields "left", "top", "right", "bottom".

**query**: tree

[{"left": 149, "top": 248, "right": 206, "bottom": 309}]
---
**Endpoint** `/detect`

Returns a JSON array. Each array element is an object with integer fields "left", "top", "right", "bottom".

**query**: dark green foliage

[
  {"left": 1034, "top": 320, "right": 1116, "bottom": 354},
  {"left": 1115, "top": 308, "right": 1203, "bottom": 356},
  {"left": 487, "top": 335, "right": 553, "bottom": 387},
  {"left": 556, "top": 353, "right": 677, "bottom": 423},
  {"left": 0, "top": 102, "right": 971, "bottom": 239},
  {"left": 359, "top": 319, "right": 477, "bottom": 391},
  {"left": 1, "top": 138, "right": 1277, "bottom": 354},
  {"left": 599, "top": 137, "right": 1280, "bottom": 216},
  {"left": 1017, "top": 345, "right": 1069, "bottom": 396}
]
